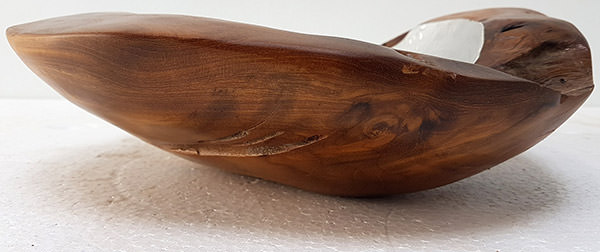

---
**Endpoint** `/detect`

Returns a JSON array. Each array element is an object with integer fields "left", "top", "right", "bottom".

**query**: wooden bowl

[{"left": 7, "top": 8, "right": 593, "bottom": 196}]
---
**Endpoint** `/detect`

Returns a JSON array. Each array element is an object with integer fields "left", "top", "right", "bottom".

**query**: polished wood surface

[{"left": 7, "top": 8, "right": 593, "bottom": 196}]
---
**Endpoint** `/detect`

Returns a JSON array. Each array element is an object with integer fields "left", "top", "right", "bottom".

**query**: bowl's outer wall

[{"left": 6, "top": 9, "right": 593, "bottom": 196}]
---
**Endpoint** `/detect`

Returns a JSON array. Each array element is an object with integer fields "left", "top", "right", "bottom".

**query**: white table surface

[{"left": 1, "top": 99, "right": 599, "bottom": 252}]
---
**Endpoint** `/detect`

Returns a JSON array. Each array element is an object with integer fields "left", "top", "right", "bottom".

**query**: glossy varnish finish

[{"left": 7, "top": 8, "right": 593, "bottom": 196}]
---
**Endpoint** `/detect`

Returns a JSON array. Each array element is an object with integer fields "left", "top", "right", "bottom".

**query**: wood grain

[{"left": 7, "top": 8, "right": 593, "bottom": 196}]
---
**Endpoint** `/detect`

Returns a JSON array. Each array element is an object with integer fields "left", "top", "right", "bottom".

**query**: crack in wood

[
  {"left": 171, "top": 134, "right": 327, "bottom": 157},
  {"left": 196, "top": 120, "right": 266, "bottom": 144},
  {"left": 233, "top": 131, "right": 285, "bottom": 146}
]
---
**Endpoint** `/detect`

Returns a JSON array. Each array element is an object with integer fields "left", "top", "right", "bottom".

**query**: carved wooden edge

[{"left": 384, "top": 8, "right": 593, "bottom": 97}]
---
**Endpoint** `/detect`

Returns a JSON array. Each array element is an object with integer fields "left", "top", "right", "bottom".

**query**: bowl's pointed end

[
  {"left": 6, "top": 24, "right": 28, "bottom": 55},
  {"left": 6, "top": 25, "right": 18, "bottom": 45}
]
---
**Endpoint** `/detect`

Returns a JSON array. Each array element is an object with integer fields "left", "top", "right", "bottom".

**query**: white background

[
  {"left": 1, "top": 0, "right": 599, "bottom": 105},
  {"left": 1, "top": 1, "right": 600, "bottom": 251}
]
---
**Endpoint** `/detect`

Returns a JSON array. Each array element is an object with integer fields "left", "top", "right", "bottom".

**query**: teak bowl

[{"left": 7, "top": 8, "right": 593, "bottom": 196}]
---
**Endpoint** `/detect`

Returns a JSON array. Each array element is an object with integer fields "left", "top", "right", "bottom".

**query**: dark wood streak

[{"left": 7, "top": 8, "right": 593, "bottom": 196}]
